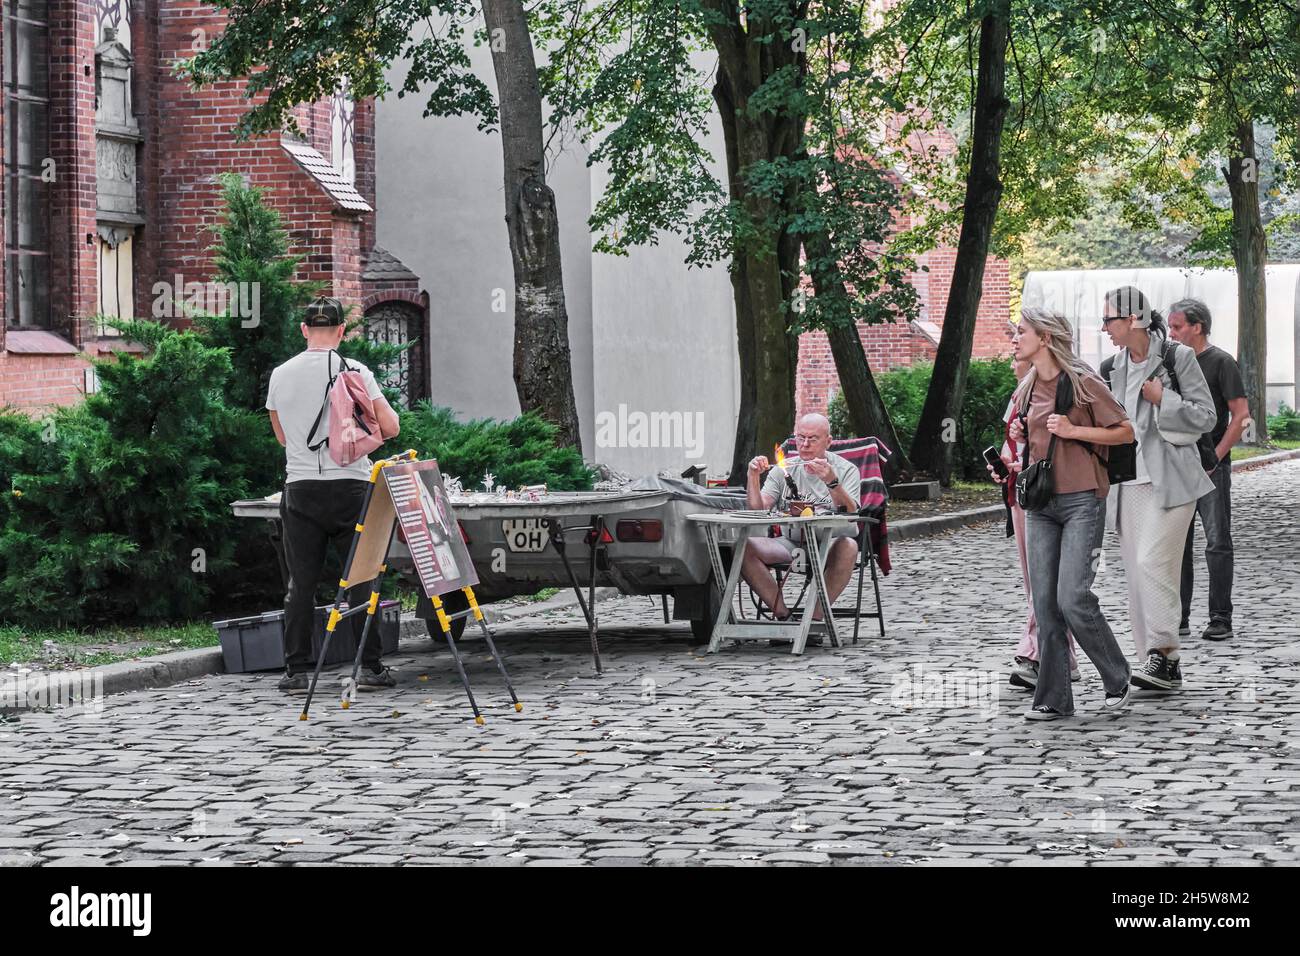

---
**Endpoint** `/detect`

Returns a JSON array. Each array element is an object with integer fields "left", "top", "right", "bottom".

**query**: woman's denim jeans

[{"left": 1026, "top": 491, "right": 1131, "bottom": 714}]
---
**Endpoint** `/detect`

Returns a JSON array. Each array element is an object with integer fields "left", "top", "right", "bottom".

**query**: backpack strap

[
  {"left": 306, "top": 349, "right": 344, "bottom": 452},
  {"left": 1161, "top": 339, "right": 1183, "bottom": 396}
]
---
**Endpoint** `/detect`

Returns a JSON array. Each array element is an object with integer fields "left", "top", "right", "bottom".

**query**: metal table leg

[
  {"left": 803, "top": 527, "right": 841, "bottom": 650},
  {"left": 707, "top": 528, "right": 750, "bottom": 654}
]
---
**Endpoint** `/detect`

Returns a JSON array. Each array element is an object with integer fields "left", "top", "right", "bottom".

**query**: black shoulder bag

[{"left": 1015, "top": 376, "right": 1070, "bottom": 513}]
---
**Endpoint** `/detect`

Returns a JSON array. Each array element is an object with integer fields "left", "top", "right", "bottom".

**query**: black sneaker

[
  {"left": 1202, "top": 620, "right": 1233, "bottom": 642},
  {"left": 357, "top": 667, "right": 396, "bottom": 691},
  {"left": 278, "top": 671, "right": 310, "bottom": 695},
  {"left": 1178, "top": 620, "right": 1191, "bottom": 639},
  {"left": 1131, "top": 651, "right": 1182, "bottom": 691}
]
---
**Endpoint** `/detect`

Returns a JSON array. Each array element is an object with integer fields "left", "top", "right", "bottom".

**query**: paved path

[{"left": 2, "top": 461, "right": 1297, "bottom": 866}]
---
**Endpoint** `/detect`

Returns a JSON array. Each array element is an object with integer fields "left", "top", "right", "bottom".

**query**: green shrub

[
  {"left": 0, "top": 322, "right": 260, "bottom": 627},
  {"left": 827, "top": 358, "right": 1016, "bottom": 480},
  {"left": 384, "top": 403, "right": 594, "bottom": 491},
  {"left": 1267, "top": 405, "right": 1300, "bottom": 441}
]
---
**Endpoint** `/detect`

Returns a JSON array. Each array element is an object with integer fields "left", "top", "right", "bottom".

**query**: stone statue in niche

[{"left": 95, "top": 25, "right": 143, "bottom": 223}]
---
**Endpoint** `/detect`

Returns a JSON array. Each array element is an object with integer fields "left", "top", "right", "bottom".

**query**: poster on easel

[{"left": 382, "top": 459, "right": 478, "bottom": 597}]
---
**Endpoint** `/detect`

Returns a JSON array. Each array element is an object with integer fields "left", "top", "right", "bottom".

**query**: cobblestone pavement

[{"left": 2, "top": 461, "right": 1297, "bottom": 867}]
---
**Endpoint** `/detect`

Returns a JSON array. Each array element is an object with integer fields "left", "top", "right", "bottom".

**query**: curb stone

[{"left": 18, "top": 451, "right": 1298, "bottom": 704}]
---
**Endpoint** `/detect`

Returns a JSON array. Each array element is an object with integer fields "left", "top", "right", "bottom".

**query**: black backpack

[{"left": 1101, "top": 341, "right": 1218, "bottom": 473}]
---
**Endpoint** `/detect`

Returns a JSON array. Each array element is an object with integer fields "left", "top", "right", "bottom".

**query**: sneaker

[
  {"left": 278, "top": 671, "right": 310, "bottom": 695},
  {"left": 1178, "top": 621, "right": 1191, "bottom": 639},
  {"left": 357, "top": 667, "right": 396, "bottom": 691},
  {"left": 1202, "top": 620, "right": 1233, "bottom": 642},
  {"left": 1131, "top": 651, "right": 1182, "bottom": 691},
  {"left": 1104, "top": 683, "right": 1132, "bottom": 712},
  {"left": 1009, "top": 657, "right": 1038, "bottom": 689},
  {"left": 1025, "top": 705, "right": 1072, "bottom": 721},
  {"left": 1070, "top": 664, "right": 1081, "bottom": 683}
]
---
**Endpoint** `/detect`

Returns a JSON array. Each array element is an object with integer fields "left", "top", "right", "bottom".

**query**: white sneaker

[{"left": 1104, "top": 683, "right": 1131, "bottom": 712}]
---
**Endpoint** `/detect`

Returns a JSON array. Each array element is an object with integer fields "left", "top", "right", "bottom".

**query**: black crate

[{"left": 214, "top": 601, "right": 401, "bottom": 673}]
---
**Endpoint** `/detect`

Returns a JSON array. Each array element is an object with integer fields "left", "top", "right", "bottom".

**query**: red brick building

[
  {"left": 0, "top": 0, "right": 427, "bottom": 413},
  {"left": 794, "top": 132, "right": 1014, "bottom": 419}
]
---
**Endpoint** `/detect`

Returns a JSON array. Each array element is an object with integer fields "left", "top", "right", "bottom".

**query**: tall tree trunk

[
  {"left": 909, "top": 8, "right": 1010, "bottom": 484},
  {"left": 714, "top": 75, "right": 759, "bottom": 484},
  {"left": 1224, "top": 119, "right": 1270, "bottom": 444},
  {"left": 803, "top": 229, "right": 912, "bottom": 482},
  {"left": 482, "top": 0, "right": 583, "bottom": 451},
  {"left": 715, "top": 77, "right": 800, "bottom": 482},
  {"left": 735, "top": 110, "right": 798, "bottom": 469}
]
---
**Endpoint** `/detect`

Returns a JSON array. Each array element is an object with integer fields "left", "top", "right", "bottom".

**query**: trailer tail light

[
  {"left": 615, "top": 519, "right": 663, "bottom": 543},
  {"left": 458, "top": 521, "right": 470, "bottom": 545},
  {"left": 584, "top": 526, "right": 616, "bottom": 546}
]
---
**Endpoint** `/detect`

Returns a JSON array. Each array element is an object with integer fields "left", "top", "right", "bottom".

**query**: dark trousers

[
  {"left": 279, "top": 479, "right": 379, "bottom": 674},
  {"left": 1179, "top": 459, "right": 1234, "bottom": 627}
]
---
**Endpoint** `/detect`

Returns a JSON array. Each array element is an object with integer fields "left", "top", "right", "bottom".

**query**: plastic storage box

[{"left": 214, "top": 600, "right": 401, "bottom": 673}]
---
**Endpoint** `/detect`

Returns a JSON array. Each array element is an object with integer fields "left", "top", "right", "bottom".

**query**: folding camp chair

[{"left": 741, "top": 436, "right": 889, "bottom": 643}]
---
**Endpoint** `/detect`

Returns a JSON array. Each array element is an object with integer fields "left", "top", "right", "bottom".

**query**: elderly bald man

[{"left": 743, "top": 413, "right": 862, "bottom": 622}]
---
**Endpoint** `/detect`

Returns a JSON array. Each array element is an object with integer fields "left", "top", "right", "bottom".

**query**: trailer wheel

[
  {"left": 423, "top": 590, "right": 469, "bottom": 643},
  {"left": 688, "top": 575, "right": 722, "bottom": 645}
]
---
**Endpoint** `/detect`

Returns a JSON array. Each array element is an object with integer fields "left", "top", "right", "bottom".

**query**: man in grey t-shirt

[
  {"left": 742, "top": 413, "right": 861, "bottom": 623},
  {"left": 265, "top": 297, "right": 401, "bottom": 693}
]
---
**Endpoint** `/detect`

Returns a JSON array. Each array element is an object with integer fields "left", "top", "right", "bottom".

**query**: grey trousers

[{"left": 1026, "top": 491, "right": 1132, "bottom": 714}]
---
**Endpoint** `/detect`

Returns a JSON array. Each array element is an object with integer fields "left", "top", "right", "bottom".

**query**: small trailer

[{"left": 230, "top": 478, "right": 748, "bottom": 665}]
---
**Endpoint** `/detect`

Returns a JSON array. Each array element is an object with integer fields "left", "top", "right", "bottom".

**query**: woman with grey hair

[
  {"left": 1004, "top": 308, "right": 1136, "bottom": 719},
  {"left": 1101, "top": 287, "right": 1218, "bottom": 691}
]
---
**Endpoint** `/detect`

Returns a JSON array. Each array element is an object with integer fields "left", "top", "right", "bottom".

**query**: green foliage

[
  {"left": 180, "top": 1, "right": 496, "bottom": 141},
  {"left": 0, "top": 323, "right": 258, "bottom": 627},
  {"left": 1267, "top": 405, "right": 1300, "bottom": 442},
  {"left": 382, "top": 403, "right": 595, "bottom": 491},
  {"left": 191, "top": 172, "right": 320, "bottom": 414},
  {"left": 830, "top": 358, "right": 1016, "bottom": 479}
]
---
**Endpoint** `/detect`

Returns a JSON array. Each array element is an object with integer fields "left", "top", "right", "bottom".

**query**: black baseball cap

[{"left": 303, "top": 296, "right": 344, "bottom": 327}]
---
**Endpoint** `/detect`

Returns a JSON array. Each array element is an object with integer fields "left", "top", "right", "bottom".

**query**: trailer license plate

[{"left": 502, "top": 518, "right": 550, "bottom": 552}]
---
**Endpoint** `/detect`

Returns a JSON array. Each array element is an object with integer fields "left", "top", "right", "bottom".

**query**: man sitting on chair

[{"left": 743, "top": 413, "right": 861, "bottom": 621}]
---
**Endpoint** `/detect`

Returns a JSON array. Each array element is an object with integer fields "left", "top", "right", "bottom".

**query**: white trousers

[{"left": 1116, "top": 482, "right": 1196, "bottom": 658}]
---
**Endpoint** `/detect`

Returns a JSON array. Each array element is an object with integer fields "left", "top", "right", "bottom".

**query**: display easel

[{"left": 299, "top": 451, "right": 521, "bottom": 724}]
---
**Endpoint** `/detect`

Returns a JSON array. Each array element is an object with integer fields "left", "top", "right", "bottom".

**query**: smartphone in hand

[{"left": 983, "top": 446, "right": 1010, "bottom": 480}]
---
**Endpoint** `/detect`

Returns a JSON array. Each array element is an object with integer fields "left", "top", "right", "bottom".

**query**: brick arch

[{"left": 362, "top": 289, "right": 427, "bottom": 312}]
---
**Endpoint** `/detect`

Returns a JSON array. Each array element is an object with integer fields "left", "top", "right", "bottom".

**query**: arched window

[{"left": 365, "top": 301, "right": 427, "bottom": 409}]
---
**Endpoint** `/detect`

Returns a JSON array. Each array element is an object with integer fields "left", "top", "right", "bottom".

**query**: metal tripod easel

[{"left": 299, "top": 451, "right": 521, "bottom": 724}]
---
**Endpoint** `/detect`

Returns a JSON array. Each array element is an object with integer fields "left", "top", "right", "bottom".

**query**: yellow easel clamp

[
  {"left": 367, "top": 592, "right": 380, "bottom": 614},
  {"left": 379, "top": 564, "right": 387, "bottom": 573},
  {"left": 354, "top": 523, "right": 365, "bottom": 533},
  {"left": 431, "top": 594, "right": 451, "bottom": 634},
  {"left": 338, "top": 578, "right": 349, "bottom": 589},
  {"left": 368, "top": 460, "right": 387, "bottom": 483},
  {"left": 465, "top": 588, "right": 485, "bottom": 621},
  {"left": 326, "top": 608, "right": 342, "bottom": 633}
]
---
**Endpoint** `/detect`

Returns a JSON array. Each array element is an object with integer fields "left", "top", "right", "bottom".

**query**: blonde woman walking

[{"left": 1005, "top": 308, "right": 1135, "bottom": 720}]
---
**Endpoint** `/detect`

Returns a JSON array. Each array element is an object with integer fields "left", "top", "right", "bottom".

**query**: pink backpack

[{"left": 306, "top": 351, "right": 384, "bottom": 467}]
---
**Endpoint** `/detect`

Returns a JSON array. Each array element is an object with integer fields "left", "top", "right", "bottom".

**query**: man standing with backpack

[
  {"left": 1168, "top": 298, "right": 1248, "bottom": 642},
  {"left": 266, "top": 297, "right": 402, "bottom": 694}
]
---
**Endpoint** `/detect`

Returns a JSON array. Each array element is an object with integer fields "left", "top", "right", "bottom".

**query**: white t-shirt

[
  {"left": 1122, "top": 354, "right": 1153, "bottom": 485},
  {"left": 266, "top": 349, "right": 385, "bottom": 483},
  {"left": 761, "top": 451, "right": 861, "bottom": 542}
]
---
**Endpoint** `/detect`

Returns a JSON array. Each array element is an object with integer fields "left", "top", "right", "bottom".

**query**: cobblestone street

[{"left": 2, "top": 460, "right": 1297, "bottom": 866}]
